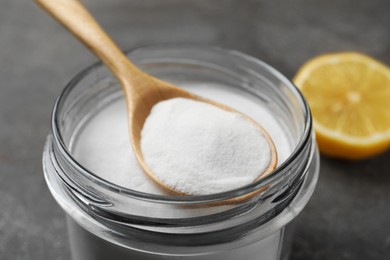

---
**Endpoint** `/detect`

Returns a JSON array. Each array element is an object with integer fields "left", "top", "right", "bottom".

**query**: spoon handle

[{"left": 36, "top": 0, "right": 140, "bottom": 90}]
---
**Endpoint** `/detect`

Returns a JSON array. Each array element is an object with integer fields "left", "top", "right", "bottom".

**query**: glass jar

[{"left": 42, "top": 45, "right": 319, "bottom": 260}]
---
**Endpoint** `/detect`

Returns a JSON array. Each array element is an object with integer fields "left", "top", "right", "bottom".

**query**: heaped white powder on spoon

[{"left": 141, "top": 98, "right": 272, "bottom": 195}]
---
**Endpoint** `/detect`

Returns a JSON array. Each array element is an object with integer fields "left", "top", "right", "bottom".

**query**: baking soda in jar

[{"left": 43, "top": 45, "right": 319, "bottom": 260}]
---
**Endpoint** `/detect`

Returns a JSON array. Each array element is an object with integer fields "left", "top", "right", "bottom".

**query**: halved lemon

[{"left": 294, "top": 52, "right": 390, "bottom": 159}]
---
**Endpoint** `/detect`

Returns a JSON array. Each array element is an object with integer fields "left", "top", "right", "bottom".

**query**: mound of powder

[{"left": 140, "top": 98, "right": 272, "bottom": 195}]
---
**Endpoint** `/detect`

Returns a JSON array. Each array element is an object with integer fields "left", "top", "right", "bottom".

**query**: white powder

[
  {"left": 141, "top": 98, "right": 272, "bottom": 195},
  {"left": 72, "top": 82, "right": 292, "bottom": 196}
]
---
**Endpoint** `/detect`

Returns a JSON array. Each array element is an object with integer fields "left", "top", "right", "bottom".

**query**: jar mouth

[{"left": 51, "top": 44, "right": 312, "bottom": 204}]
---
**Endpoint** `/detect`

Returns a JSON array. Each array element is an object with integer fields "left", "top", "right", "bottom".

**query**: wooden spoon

[{"left": 36, "top": 0, "right": 277, "bottom": 196}]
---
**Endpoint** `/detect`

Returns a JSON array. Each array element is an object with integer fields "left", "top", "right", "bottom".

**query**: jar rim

[{"left": 51, "top": 44, "right": 312, "bottom": 203}]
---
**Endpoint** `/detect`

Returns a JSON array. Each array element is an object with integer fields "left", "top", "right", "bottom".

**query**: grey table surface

[{"left": 1, "top": 0, "right": 390, "bottom": 259}]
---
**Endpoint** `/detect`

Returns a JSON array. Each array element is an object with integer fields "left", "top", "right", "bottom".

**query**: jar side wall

[
  {"left": 43, "top": 134, "right": 318, "bottom": 256},
  {"left": 67, "top": 216, "right": 285, "bottom": 259}
]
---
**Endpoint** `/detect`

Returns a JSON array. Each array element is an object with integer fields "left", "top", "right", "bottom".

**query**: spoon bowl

[{"left": 36, "top": 0, "right": 277, "bottom": 196}]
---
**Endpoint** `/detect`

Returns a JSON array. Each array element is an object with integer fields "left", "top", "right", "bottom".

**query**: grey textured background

[{"left": 1, "top": 0, "right": 390, "bottom": 259}]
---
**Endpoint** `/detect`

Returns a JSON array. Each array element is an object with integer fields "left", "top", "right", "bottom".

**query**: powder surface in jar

[{"left": 141, "top": 98, "right": 272, "bottom": 195}]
